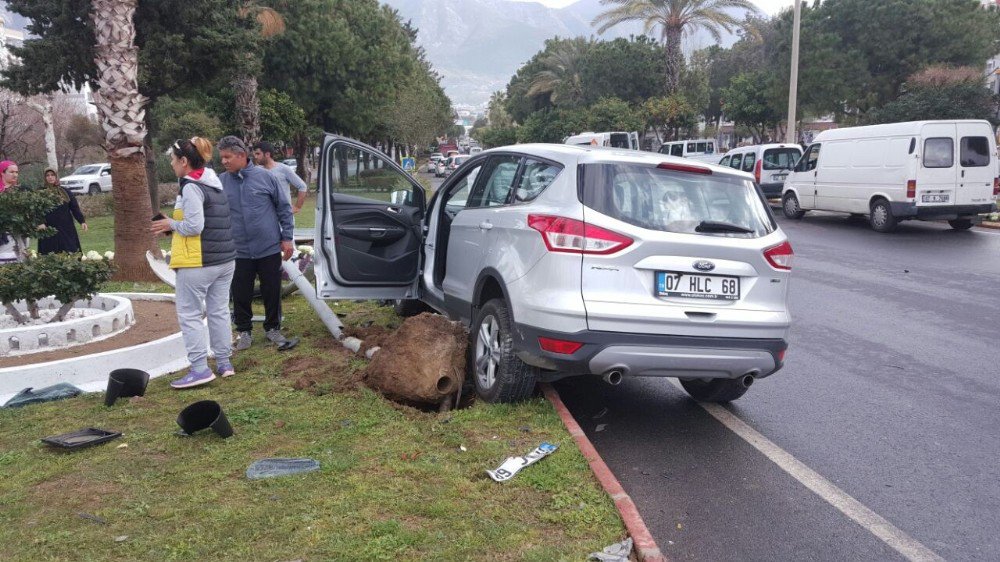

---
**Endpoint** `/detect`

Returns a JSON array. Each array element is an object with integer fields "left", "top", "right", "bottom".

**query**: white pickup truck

[{"left": 60, "top": 163, "right": 113, "bottom": 196}]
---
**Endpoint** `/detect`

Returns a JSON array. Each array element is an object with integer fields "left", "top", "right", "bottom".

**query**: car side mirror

[{"left": 390, "top": 189, "right": 412, "bottom": 206}]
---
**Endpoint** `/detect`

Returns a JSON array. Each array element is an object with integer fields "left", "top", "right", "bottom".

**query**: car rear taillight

[
  {"left": 527, "top": 215, "right": 633, "bottom": 255},
  {"left": 763, "top": 241, "right": 794, "bottom": 271},
  {"left": 657, "top": 162, "right": 712, "bottom": 175},
  {"left": 777, "top": 349, "right": 787, "bottom": 362},
  {"left": 994, "top": 177, "right": 999, "bottom": 197},
  {"left": 906, "top": 180, "right": 916, "bottom": 199},
  {"left": 538, "top": 337, "right": 583, "bottom": 355},
  {"left": 754, "top": 159, "right": 762, "bottom": 184}
]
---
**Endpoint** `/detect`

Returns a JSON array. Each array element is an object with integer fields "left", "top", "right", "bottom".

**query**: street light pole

[{"left": 785, "top": 0, "right": 802, "bottom": 144}]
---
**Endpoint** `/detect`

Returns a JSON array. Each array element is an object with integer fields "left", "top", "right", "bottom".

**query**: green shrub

[
  {"left": 0, "top": 253, "right": 114, "bottom": 323},
  {"left": 0, "top": 188, "right": 59, "bottom": 260}
]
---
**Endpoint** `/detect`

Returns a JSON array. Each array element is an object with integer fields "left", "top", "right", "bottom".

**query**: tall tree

[
  {"left": 90, "top": 0, "right": 157, "bottom": 280},
  {"left": 527, "top": 37, "right": 592, "bottom": 107},
  {"left": 592, "top": 0, "right": 760, "bottom": 94},
  {"left": 578, "top": 36, "right": 664, "bottom": 105},
  {"left": 234, "top": 4, "right": 285, "bottom": 146}
]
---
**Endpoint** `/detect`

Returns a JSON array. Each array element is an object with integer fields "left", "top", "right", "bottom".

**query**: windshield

[
  {"left": 71, "top": 165, "right": 101, "bottom": 175},
  {"left": 609, "top": 133, "right": 630, "bottom": 149},
  {"left": 580, "top": 163, "right": 776, "bottom": 238},
  {"left": 762, "top": 148, "right": 802, "bottom": 170}
]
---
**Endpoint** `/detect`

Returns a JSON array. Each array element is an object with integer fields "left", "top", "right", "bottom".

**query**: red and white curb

[{"left": 542, "top": 384, "right": 667, "bottom": 562}]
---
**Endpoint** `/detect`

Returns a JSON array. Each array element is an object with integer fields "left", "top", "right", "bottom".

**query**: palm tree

[
  {"left": 527, "top": 38, "right": 592, "bottom": 107},
  {"left": 234, "top": 4, "right": 286, "bottom": 146},
  {"left": 593, "top": 0, "right": 760, "bottom": 94},
  {"left": 90, "top": 0, "right": 157, "bottom": 281}
]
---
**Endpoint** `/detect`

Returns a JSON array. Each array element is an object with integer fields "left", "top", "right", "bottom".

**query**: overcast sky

[{"left": 512, "top": 0, "right": 793, "bottom": 15}]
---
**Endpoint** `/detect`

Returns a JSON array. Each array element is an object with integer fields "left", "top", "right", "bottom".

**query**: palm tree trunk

[
  {"left": 664, "top": 26, "right": 683, "bottom": 95},
  {"left": 90, "top": 0, "right": 157, "bottom": 282},
  {"left": 234, "top": 66, "right": 261, "bottom": 147}
]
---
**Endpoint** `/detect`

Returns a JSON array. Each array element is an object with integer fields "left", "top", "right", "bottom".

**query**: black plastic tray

[{"left": 41, "top": 428, "right": 122, "bottom": 449}]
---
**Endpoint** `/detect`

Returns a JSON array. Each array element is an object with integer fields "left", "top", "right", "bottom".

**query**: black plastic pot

[
  {"left": 176, "top": 400, "right": 233, "bottom": 438},
  {"left": 104, "top": 368, "right": 150, "bottom": 407}
]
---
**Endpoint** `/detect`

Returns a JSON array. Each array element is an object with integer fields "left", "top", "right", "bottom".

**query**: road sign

[{"left": 401, "top": 157, "right": 416, "bottom": 171}]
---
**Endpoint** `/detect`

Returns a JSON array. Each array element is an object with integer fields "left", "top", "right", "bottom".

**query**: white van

[
  {"left": 720, "top": 144, "right": 803, "bottom": 198},
  {"left": 564, "top": 131, "right": 640, "bottom": 150},
  {"left": 781, "top": 120, "right": 999, "bottom": 232},
  {"left": 658, "top": 139, "right": 718, "bottom": 164}
]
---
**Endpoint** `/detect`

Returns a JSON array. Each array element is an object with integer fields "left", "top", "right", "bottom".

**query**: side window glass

[
  {"left": 329, "top": 145, "right": 419, "bottom": 204},
  {"left": 720, "top": 156, "right": 731, "bottom": 167},
  {"left": 443, "top": 164, "right": 482, "bottom": 215},
  {"left": 686, "top": 142, "right": 696, "bottom": 153},
  {"left": 468, "top": 156, "right": 520, "bottom": 208},
  {"left": 706, "top": 143, "right": 715, "bottom": 154},
  {"left": 799, "top": 145, "right": 821, "bottom": 171},
  {"left": 923, "top": 138, "right": 954, "bottom": 168},
  {"left": 742, "top": 153, "right": 756, "bottom": 172},
  {"left": 516, "top": 159, "right": 562, "bottom": 202},
  {"left": 730, "top": 154, "right": 743, "bottom": 169},
  {"left": 960, "top": 136, "right": 990, "bottom": 167},
  {"left": 670, "top": 144, "right": 683, "bottom": 157}
]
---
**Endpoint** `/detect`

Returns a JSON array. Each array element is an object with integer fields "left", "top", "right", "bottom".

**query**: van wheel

[
  {"left": 469, "top": 299, "right": 537, "bottom": 403},
  {"left": 680, "top": 378, "right": 750, "bottom": 403},
  {"left": 948, "top": 218, "right": 974, "bottom": 230},
  {"left": 869, "top": 199, "right": 897, "bottom": 233},
  {"left": 88, "top": 184, "right": 101, "bottom": 196},
  {"left": 782, "top": 192, "right": 805, "bottom": 219}
]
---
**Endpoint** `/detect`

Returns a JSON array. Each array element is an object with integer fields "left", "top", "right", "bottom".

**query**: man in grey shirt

[{"left": 252, "top": 141, "right": 308, "bottom": 214}]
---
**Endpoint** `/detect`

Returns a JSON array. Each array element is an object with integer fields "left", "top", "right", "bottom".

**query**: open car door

[{"left": 314, "top": 136, "right": 426, "bottom": 300}]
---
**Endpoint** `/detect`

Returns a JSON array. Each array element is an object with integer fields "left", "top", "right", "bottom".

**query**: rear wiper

[{"left": 695, "top": 221, "right": 754, "bottom": 234}]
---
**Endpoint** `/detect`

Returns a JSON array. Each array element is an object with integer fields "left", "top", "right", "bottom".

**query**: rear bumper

[
  {"left": 511, "top": 323, "right": 786, "bottom": 381},
  {"left": 890, "top": 202, "right": 997, "bottom": 220},
  {"left": 759, "top": 182, "right": 785, "bottom": 197}
]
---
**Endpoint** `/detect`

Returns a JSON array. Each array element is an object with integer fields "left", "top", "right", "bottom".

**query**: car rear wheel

[
  {"left": 88, "top": 184, "right": 101, "bottom": 196},
  {"left": 869, "top": 199, "right": 897, "bottom": 233},
  {"left": 948, "top": 218, "right": 974, "bottom": 230},
  {"left": 680, "top": 377, "right": 750, "bottom": 403},
  {"left": 469, "top": 299, "right": 537, "bottom": 403},
  {"left": 781, "top": 192, "right": 805, "bottom": 219}
]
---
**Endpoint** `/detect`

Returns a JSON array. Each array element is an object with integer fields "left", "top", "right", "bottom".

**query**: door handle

[
  {"left": 369, "top": 227, "right": 387, "bottom": 238},
  {"left": 386, "top": 206, "right": 401, "bottom": 214},
  {"left": 479, "top": 221, "right": 494, "bottom": 231}
]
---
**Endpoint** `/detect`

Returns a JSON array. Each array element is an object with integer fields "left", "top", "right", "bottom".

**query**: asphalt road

[{"left": 555, "top": 212, "right": 1000, "bottom": 561}]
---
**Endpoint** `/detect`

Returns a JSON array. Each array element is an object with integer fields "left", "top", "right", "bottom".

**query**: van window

[
  {"left": 730, "top": 154, "right": 743, "bottom": 169},
  {"left": 609, "top": 133, "right": 630, "bottom": 149},
  {"left": 923, "top": 138, "right": 954, "bottom": 168},
  {"left": 686, "top": 143, "right": 697, "bottom": 153},
  {"left": 719, "top": 156, "right": 731, "bottom": 167},
  {"left": 960, "top": 137, "right": 990, "bottom": 167},
  {"left": 762, "top": 148, "right": 801, "bottom": 170},
  {"left": 696, "top": 142, "right": 707, "bottom": 153},
  {"left": 516, "top": 159, "right": 562, "bottom": 202},
  {"left": 580, "top": 163, "right": 776, "bottom": 239},
  {"left": 741, "top": 153, "right": 756, "bottom": 172},
  {"left": 705, "top": 143, "right": 715, "bottom": 154},
  {"left": 798, "top": 145, "right": 821, "bottom": 172},
  {"left": 670, "top": 144, "right": 683, "bottom": 157}
]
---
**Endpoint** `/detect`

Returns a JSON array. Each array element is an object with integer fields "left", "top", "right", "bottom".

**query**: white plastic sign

[{"left": 486, "top": 442, "right": 558, "bottom": 482}]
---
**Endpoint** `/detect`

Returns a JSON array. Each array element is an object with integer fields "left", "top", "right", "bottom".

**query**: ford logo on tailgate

[{"left": 693, "top": 260, "right": 715, "bottom": 272}]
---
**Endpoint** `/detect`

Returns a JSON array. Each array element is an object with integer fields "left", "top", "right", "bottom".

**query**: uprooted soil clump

[
  {"left": 282, "top": 346, "right": 361, "bottom": 395},
  {"left": 363, "top": 313, "right": 467, "bottom": 406}
]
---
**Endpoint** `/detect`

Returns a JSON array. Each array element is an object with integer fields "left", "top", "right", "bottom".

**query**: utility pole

[{"left": 785, "top": 0, "right": 802, "bottom": 144}]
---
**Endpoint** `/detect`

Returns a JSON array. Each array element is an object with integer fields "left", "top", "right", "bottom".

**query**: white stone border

[
  {"left": 1, "top": 294, "right": 134, "bottom": 357},
  {"left": 0, "top": 293, "right": 188, "bottom": 402}
]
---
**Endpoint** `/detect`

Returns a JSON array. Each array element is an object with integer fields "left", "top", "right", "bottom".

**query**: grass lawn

[{"left": 0, "top": 297, "right": 625, "bottom": 560}]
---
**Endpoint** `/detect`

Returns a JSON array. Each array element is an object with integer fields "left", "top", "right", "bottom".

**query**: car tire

[
  {"left": 869, "top": 198, "right": 897, "bottom": 233},
  {"left": 393, "top": 299, "right": 432, "bottom": 318},
  {"left": 781, "top": 192, "right": 805, "bottom": 219},
  {"left": 948, "top": 218, "right": 974, "bottom": 230},
  {"left": 88, "top": 184, "right": 101, "bottom": 196},
  {"left": 469, "top": 298, "right": 537, "bottom": 403},
  {"left": 680, "top": 377, "right": 750, "bottom": 403}
]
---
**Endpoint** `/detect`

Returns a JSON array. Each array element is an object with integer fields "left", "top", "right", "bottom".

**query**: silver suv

[{"left": 315, "top": 136, "right": 793, "bottom": 403}]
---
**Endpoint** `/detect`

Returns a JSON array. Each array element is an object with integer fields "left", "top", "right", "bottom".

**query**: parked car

[
  {"left": 315, "top": 137, "right": 793, "bottom": 404},
  {"left": 444, "top": 155, "right": 471, "bottom": 177},
  {"left": 434, "top": 157, "right": 450, "bottom": 177},
  {"left": 282, "top": 158, "right": 298, "bottom": 169},
  {"left": 658, "top": 139, "right": 718, "bottom": 164},
  {"left": 60, "top": 163, "right": 112, "bottom": 196},
  {"left": 565, "top": 131, "right": 640, "bottom": 150},
  {"left": 469, "top": 146, "right": 483, "bottom": 155},
  {"left": 425, "top": 153, "right": 444, "bottom": 172},
  {"left": 781, "top": 120, "right": 1000, "bottom": 232},
  {"left": 720, "top": 144, "right": 803, "bottom": 198}
]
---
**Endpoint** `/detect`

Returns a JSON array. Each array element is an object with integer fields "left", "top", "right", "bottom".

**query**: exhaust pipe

[
  {"left": 603, "top": 370, "right": 623, "bottom": 386},
  {"left": 740, "top": 373, "right": 757, "bottom": 388}
]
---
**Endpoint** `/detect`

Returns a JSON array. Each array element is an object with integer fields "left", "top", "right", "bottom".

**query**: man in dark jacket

[{"left": 217, "top": 136, "right": 296, "bottom": 351}]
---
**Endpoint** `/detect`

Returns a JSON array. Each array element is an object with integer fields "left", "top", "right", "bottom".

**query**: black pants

[{"left": 232, "top": 253, "right": 282, "bottom": 333}]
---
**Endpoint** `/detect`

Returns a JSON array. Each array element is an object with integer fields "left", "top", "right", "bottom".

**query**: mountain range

[{"left": 382, "top": 0, "right": 748, "bottom": 107}]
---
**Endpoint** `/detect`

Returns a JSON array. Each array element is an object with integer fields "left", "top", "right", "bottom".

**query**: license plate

[
  {"left": 922, "top": 194, "right": 949, "bottom": 203},
  {"left": 773, "top": 173, "right": 788, "bottom": 181},
  {"left": 656, "top": 271, "right": 740, "bottom": 301}
]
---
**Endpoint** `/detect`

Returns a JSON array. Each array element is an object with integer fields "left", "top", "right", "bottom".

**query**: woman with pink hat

[{"left": 0, "top": 160, "right": 26, "bottom": 263}]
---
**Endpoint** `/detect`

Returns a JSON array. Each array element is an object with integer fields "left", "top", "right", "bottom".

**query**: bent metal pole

[{"left": 280, "top": 259, "right": 343, "bottom": 339}]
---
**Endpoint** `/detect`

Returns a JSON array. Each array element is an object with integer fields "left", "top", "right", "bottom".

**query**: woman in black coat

[{"left": 38, "top": 168, "right": 88, "bottom": 255}]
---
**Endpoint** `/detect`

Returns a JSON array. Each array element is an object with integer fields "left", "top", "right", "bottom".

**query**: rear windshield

[
  {"left": 960, "top": 137, "right": 990, "bottom": 167},
  {"left": 580, "top": 163, "right": 776, "bottom": 238},
  {"left": 609, "top": 134, "right": 630, "bottom": 149},
  {"left": 762, "top": 148, "right": 802, "bottom": 170}
]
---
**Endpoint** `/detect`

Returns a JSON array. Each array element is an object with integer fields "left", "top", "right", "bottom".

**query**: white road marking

[{"left": 669, "top": 379, "right": 944, "bottom": 562}]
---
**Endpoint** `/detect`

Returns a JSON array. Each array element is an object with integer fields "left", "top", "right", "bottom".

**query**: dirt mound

[
  {"left": 363, "top": 313, "right": 467, "bottom": 406},
  {"left": 282, "top": 348, "right": 361, "bottom": 395}
]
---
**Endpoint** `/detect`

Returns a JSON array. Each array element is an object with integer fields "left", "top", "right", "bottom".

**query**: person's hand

[
  {"left": 292, "top": 205, "right": 302, "bottom": 215},
  {"left": 37, "top": 224, "right": 47, "bottom": 231},
  {"left": 80, "top": 223, "right": 89, "bottom": 232},
  {"left": 150, "top": 218, "right": 173, "bottom": 235},
  {"left": 281, "top": 240, "right": 294, "bottom": 261}
]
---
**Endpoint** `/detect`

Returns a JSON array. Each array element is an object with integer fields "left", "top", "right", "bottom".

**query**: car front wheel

[
  {"left": 469, "top": 299, "right": 537, "bottom": 403},
  {"left": 88, "top": 184, "right": 101, "bottom": 196},
  {"left": 782, "top": 192, "right": 805, "bottom": 219},
  {"left": 680, "top": 377, "right": 750, "bottom": 403}
]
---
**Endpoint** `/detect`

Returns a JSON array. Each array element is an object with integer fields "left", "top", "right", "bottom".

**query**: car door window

[
  {"left": 923, "top": 138, "right": 953, "bottom": 168},
  {"left": 468, "top": 156, "right": 520, "bottom": 208},
  {"left": 960, "top": 136, "right": 990, "bottom": 167},
  {"left": 720, "top": 156, "right": 731, "bottom": 167},
  {"left": 798, "top": 145, "right": 821, "bottom": 172},
  {"left": 443, "top": 163, "right": 482, "bottom": 217},
  {"left": 730, "top": 154, "right": 743, "bottom": 169},
  {"left": 742, "top": 152, "right": 756, "bottom": 172},
  {"left": 516, "top": 159, "right": 562, "bottom": 202},
  {"left": 328, "top": 144, "right": 420, "bottom": 205},
  {"left": 670, "top": 144, "right": 683, "bottom": 157}
]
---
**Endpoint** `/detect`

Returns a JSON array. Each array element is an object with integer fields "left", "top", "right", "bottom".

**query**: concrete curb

[
  {"left": 541, "top": 384, "right": 667, "bottom": 562},
  {"left": 977, "top": 221, "right": 1000, "bottom": 230}
]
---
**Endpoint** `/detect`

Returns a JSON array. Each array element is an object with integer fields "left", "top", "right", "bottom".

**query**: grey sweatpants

[{"left": 175, "top": 261, "right": 236, "bottom": 372}]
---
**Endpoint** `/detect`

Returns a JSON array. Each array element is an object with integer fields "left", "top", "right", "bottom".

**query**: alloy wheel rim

[
  {"left": 872, "top": 205, "right": 887, "bottom": 226},
  {"left": 785, "top": 196, "right": 798, "bottom": 215},
  {"left": 475, "top": 315, "right": 500, "bottom": 390}
]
